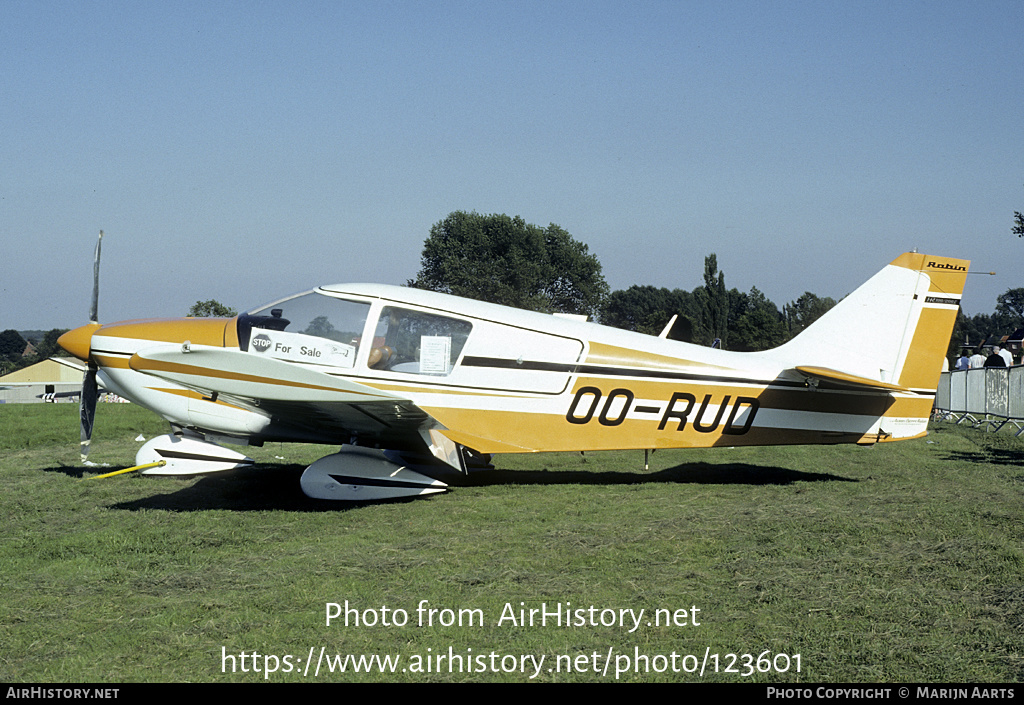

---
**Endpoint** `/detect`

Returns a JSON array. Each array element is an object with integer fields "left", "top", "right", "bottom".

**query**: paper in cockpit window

[{"left": 419, "top": 336, "right": 452, "bottom": 374}]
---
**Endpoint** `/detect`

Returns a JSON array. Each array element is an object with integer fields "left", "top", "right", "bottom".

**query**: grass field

[{"left": 1, "top": 403, "right": 1022, "bottom": 683}]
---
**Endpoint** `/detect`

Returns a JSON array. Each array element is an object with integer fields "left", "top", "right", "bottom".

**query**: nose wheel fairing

[{"left": 136, "top": 434, "right": 256, "bottom": 475}]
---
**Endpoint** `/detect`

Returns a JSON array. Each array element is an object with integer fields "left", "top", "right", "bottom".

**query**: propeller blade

[
  {"left": 80, "top": 363, "right": 98, "bottom": 463},
  {"left": 79, "top": 230, "right": 103, "bottom": 463},
  {"left": 89, "top": 230, "right": 103, "bottom": 323}
]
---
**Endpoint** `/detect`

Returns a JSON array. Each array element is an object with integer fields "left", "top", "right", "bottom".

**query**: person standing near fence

[
  {"left": 969, "top": 349, "right": 987, "bottom": 368},
  {"left": 995, "top": 345, "right": 1013, "bottom": 367},
  {"left": 985, "top": 350, "right": 1007, "bottom": 367}
]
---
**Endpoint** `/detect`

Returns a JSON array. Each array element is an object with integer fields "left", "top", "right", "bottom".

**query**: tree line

[
  {"left": 0, "top": 328, "right": 69, "bottom": 375},
  {"left": 5, "top": 209, "right": 1021, "bottom": 375},
  {"left": 950, "top": 289, "right": 1024, "bottom": 356},
  {"left": 408, "top": 211, "right": 840, "bottom": 351},
  {"left": 409, "top": 211, "right": 1022, "bottom": 357}
]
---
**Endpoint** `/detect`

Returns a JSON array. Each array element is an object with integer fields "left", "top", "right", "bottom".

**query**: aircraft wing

[
  {"left": 793, "top": 366, "right": 911, "bottom": 393},
  {"left": 129, "top": 344, "right": 438, "bottom": 450}
]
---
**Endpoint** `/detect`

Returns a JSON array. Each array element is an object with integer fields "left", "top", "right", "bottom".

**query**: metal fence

[{"left": 933, "top": 367, "right": 1024, "bottom": 434}]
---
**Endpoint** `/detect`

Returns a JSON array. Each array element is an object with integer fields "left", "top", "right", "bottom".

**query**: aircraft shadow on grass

[
  {"left": 941, "top": 447, "right": 1024, "bottom": 468},
  {"left": 453, "top": 460, "right": 856, "bottom": 492},
  {"left": 44, "top": 460, "right": 855, "bottom": 513}
]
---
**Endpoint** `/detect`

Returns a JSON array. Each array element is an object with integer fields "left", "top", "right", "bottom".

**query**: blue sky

[{"left": 2, "top": 1, "right": 1021, "bottom": 331}]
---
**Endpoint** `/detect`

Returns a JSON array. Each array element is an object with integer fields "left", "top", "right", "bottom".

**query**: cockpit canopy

[{"left": 238, "top": 291, "right": 472, "bottom": 375}]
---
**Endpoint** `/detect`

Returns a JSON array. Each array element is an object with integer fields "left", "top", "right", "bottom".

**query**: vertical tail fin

[{"left": 774, "top": 253, "right": 969, "bottom": 392}]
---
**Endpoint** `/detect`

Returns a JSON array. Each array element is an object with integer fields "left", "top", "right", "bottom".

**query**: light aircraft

[{"left": 59, "top": 233, "right": 969, "bottom": 501}]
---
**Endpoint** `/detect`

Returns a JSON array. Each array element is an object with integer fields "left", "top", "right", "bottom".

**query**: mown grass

[{"left": 1, "top": 404, "right": 1022, "bottom": 682}]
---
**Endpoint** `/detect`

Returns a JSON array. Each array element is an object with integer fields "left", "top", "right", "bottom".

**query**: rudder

[{"left": 889, "top": 253, "right": 969, "bottom": 391}]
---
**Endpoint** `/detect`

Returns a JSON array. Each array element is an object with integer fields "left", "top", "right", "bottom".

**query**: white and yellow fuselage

[{"left": 59, "top": 252, "right": 968, "bottom": 468}]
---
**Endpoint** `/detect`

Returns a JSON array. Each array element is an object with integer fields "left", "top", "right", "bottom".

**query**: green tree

[
  {"left": 1013, "top": 210, "right": 1023, "bottom": 238},
  {"left": 948, "top": 309, "right": 977, "bottom": 360},
  {"left": 784, "top": 292, "right": 836, "bottom": 337},
  {"left": 601, "top": 254, "right": 787, "bottom": 350},
  {"left": 408, "top": 211, "right": 608, "bottom": 317},
  {"left": 303, "top": 316, "right": 335, "bottom": 338},
  {"left": 729, "top": 287, "right": 787, "bottom": 351},
  {"left": 33, "top": 328, "right": 69, "bottom": 360},
  {"left": 995, "top": 287, "right": 1024, "bottom": 329},
  {"left": 188, "top": 300, "right": 237, "bottom": 317},
  {"left": 692, "top": 254, "right": 728, "bottom": 346},
  {"left": 0, "top": 329, "right": 28, "bottom": 362},
  {"left": 600, "top": 285, "right": 696, "bottom": 340}
]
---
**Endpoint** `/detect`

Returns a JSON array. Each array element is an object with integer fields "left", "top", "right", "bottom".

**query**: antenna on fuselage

[{"left": 658, "top": 315, "right": 678, "bottom": 340}]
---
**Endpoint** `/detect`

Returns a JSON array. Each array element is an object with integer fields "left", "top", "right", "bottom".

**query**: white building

[{"left": 0, "top": 358, "right": 87, "bottom": 403}]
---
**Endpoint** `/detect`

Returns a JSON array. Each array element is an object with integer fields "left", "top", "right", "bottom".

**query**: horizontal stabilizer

[{"left": 794, "top": 366, "right": 911, "bottom": 393}]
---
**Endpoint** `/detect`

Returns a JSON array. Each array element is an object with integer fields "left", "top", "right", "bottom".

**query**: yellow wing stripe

[{"left": 130, "top": 356, "right": 380, "bottom": 396}]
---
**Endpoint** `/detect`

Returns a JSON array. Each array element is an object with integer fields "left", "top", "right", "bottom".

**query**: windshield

[{"left": 239, "top": 292, "right": 370, "bottom": 368}]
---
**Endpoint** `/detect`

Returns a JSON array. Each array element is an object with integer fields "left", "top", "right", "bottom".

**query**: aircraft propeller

[{"left": 78, "top": 231, "right": 102, "bottom": 463}]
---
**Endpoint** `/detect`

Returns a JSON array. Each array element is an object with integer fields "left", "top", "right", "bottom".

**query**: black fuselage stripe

[
  {"left": 155, "top": 449, "right": 255, "bottom": 465},
  {"left": 328, "top": 474, "right": 438, "bottom": 489},
  {"left": 461, "top": 356, "right": 798, "bottom": 388},
  {"left": 460, "top": 356, "right": 935, "bottom": 396}
]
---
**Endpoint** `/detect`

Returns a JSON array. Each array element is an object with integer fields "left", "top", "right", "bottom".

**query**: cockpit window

[
  {"left": 368, "top": 306, "right": 472, "bottom": 375},
  {"left": 239, "top": 292, "right": 370, "bottom": 368}
]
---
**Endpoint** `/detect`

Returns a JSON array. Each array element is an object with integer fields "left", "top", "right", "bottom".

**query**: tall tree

[
  {"left": 693, "top": 254, "right": 728, "bottom": 346},
  {"left": 408, "top": 211, "right": 608, "bottom": 317}
]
